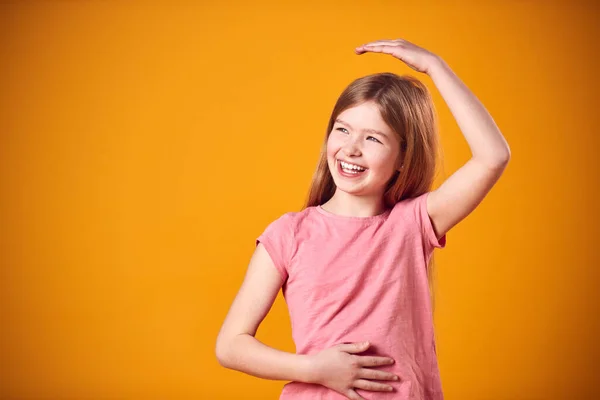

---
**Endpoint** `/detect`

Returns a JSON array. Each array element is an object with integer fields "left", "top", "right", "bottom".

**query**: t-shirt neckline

[{"left": 316, "top": 204, "right": 391, "bottom": 222}]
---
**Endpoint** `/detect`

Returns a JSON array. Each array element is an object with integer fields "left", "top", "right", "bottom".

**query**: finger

[
  {"left": 355, "top": 355, "right": 395, "bottom": 367},
  {"left": 346, "top": 389, "right": 367, "bottom": 400},
  {"left": 355, "top": 45, "right": 402, "bottom": 56},
  {"left": 360, "top": 39, "right": 396, "bottom": 47},
  {"left": 360, "top": 44, "right": 398, "bottom": 53},
  {"left": 356, "top": 42, "right": 399, "bottom": 51},
  {"left": 353, "top": 379, "right": 394, "bottom": 392},
  {"left": 359, "top": 368, "right": 399, "bottom": 381},
  {"left": 360, "top": 39, "right": 404, "bottom": 47},
  {"left": 338, "top": 341, "right": 370, "bottom": 354}
]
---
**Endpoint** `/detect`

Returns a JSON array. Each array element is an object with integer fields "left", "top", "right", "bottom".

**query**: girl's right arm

[
  {"left": 215, "top": 242, "right": 314, "bottom": 382},
  {"left": 215, "top": 243, "right": 400, "bottom": 400}
]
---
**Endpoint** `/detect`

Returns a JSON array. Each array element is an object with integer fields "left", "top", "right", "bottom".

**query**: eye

[
  {"left": 367, "top": 136, "right": 382, "bottom": 144},
  {"left": 336, "top": 127, "right": 349, "bottom": 134}
]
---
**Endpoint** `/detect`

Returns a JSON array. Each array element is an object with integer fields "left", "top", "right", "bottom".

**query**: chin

[{"left": 336, "top": 181, "right": 370, "bottom": 195}]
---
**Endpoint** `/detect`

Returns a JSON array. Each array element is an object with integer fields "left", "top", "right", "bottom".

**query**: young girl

[{"left": 216, "top": 38, "right": 510, "bottom": 400}]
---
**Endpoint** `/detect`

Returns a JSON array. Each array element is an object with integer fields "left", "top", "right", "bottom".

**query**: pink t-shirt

[{"left": 256, "top": 191, "right": 447, "bottom": 400}]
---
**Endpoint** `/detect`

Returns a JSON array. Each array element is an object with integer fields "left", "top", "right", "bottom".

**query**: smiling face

[{"left": 326, "top": 101, "right": 402, "bottom": 197}]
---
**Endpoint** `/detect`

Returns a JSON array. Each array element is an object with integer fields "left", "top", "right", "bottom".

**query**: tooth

[{"left": 340, "top": 160, "right": 366, "bottom": 171}]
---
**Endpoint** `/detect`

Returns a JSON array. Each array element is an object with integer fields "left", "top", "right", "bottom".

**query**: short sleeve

[
  {"left": 255, "top": 213, "right": 293, "bottom": 282},
  {"left": 414, "top": 191, "right": 446, "bottom": 250}
]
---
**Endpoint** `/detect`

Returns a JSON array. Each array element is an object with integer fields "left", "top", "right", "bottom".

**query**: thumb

[{"left": 338, "top": 341, "right": 370, "bottom": 354}]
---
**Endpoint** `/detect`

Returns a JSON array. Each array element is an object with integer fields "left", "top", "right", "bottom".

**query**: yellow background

[{"left": 1, "top": 1, "right": 598, "bottom": 399}]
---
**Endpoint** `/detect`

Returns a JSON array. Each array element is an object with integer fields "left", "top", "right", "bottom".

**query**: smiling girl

[{"left": 216, "top": 38, "right": 511, "bottom": 400}]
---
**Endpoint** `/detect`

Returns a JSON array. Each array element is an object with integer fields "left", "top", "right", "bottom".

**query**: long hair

[{"left": 303, "top": 72, "right": 444, "bottom": 311}]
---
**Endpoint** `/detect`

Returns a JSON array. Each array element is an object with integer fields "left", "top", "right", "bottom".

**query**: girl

[{"left": 216, "top": 38, "right": 510, "bottom": 400}]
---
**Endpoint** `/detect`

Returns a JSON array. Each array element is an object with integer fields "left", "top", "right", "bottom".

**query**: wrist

[
  {"left": 298, "top": 354, "right": 319, "bottom": 384},
  {"left": 426, "top": 55, "right": 447, "bottom": 77}
]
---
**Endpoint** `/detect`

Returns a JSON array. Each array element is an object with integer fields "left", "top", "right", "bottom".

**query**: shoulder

[
  {"left": 282, "top": 207, "right": 316, "bottom": 234},
  {"left": 391, "top": 192, "right": 446, "bottom": 249},
  {"left": 259, "top": 207, "right": 313, "bottom": 234},
  {"left": 390, "top": 192, "right": 428, "bottom": 220}
]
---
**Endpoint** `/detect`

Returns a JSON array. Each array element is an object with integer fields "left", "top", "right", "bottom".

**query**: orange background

[{"left": 1, "top": 1, "right": 598, "bottom": 399}]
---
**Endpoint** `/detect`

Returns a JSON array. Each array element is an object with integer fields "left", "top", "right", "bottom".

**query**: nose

[{"left": 342, "top": 135, "right": 362, "bottom": 156}]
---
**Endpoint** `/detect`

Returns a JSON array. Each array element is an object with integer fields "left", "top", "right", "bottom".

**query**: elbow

[
  {"left": 216, "top": 332, "right": 246, "bottom": 369},
  {"left": 500, "top": 146, "right": 511, "bottom": 164},
  {"left": 475, "top": 147, "right": 511, "bottom": 169},
  {"left": 498, "top": 141, "right": 512, "bottom": 164},
  {"left": 215, "top": 336, "right": 232, "bottom": 368},
  {"left": 493, "top": 152, "right": 510, "bottom": 169}
]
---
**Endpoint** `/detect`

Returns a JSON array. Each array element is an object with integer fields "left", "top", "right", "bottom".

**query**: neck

[{"left": 321, "top": 190, "right": 387, "bottom": 217}]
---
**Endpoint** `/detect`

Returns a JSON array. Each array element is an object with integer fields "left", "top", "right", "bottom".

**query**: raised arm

[
  {"left": 425, "top": 57, "right": 510, "bottom": 239},
  {"left": 356, "top": 39, "right": 511, "bottom": 239}
]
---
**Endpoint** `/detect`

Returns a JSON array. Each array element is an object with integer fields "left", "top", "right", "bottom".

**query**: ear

[{"left": 395, "top": 155, "right": 404, "bottom": 171}]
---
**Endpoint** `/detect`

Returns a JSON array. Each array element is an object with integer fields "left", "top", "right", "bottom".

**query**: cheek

[
  {"left": 368, "top": 150, "right": 398, "bottom": 175},
  {"left": 326, "top": 135, "right": 339, "bottom": 158}
]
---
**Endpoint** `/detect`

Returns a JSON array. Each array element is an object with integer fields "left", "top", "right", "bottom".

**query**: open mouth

[{"left": 337, "top": 159, "right": 367, "bottom": 177}]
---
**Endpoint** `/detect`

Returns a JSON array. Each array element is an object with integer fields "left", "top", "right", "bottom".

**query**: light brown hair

[{"left": 303, "top": 72, "right": 444, "bottom": 310}]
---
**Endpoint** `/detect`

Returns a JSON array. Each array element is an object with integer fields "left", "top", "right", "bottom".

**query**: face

[{"left": 326, "top": 101, "right": 402, "bottom": 197}]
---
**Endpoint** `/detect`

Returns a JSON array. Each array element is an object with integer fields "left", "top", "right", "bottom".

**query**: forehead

[{"left": 335, "top": 103, "right": 392, "bottom": 138}]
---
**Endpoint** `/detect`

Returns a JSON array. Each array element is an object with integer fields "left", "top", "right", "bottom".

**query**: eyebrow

[{"left": 334, "top": 119, "right": 389, "bottom": 139}]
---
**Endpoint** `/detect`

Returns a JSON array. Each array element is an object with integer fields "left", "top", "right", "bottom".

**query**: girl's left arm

[
  {"left": 424, "top": 57, "right": 511, "bottom": 240},
  {"left": 357, "top": 40, "right": 511, "bottom": 240}
]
